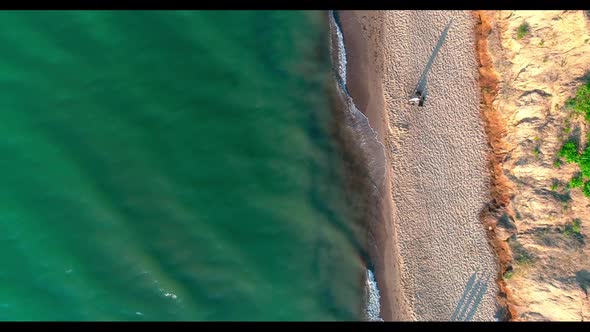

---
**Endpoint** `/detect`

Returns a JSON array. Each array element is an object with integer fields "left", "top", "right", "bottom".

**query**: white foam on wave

[
  {"left": 332, "top": 11, "right": 347, "bottom": 84},
  {"left": 328, "top": 10, "right": 387, "bottom": 189},
  {"left": 365, "top": 269, "right": 384, "bottom": 321},
  {"left": 328, "top": 10, "right": 386, "bottom": 322}
]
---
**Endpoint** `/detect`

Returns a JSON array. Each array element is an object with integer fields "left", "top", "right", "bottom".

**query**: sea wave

[
  {"left": 328, "top": 10, "right": 386, "bottom": 194},
  {"left": 328, "top": 10, "right": 387, "bottom": 322},
  {"left": 365, "top": 269, "right": 384, "bottom": 321}
]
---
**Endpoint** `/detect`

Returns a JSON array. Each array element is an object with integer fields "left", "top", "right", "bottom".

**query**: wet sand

[{"left": 340, "top": 10, "right": 500, "bottom": 321}]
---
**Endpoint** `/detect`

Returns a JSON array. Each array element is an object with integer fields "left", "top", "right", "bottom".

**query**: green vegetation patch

[
  {"left": 579, "top": 145, "right": 590, "bottom": 178},
  {"left": 517, "top": 22, "right": 531, "bottom": 39},
  {"left": 566, "top": 80, "right": 590, "bottom": 120},
  {"left": 503, "top": 270, "right": 515, "bottom": 280},
  {"left": 560, "top": 140, "right": 579, "bottom": 163},
  {"left": 551, "top": 179, "right": 563, "bottom": 192},
  {"left": 554, "top": 80, "right": 590, "bottom": 201},
  {"left": 509, "top": 237, "right": 535, "bottom": 266},
  {"left": 569, "top": 173, "right": 584, "bottom": 189},
  {"left": 563, "top": 219, "right": 583, "bottom": 242}
]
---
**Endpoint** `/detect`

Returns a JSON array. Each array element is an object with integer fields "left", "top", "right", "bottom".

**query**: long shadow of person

[
  {"left": 411, "top": 19, "right": 453, "bottom": 106},
  {"left": 450, "top": 271, "right": 490, "bottom": 321}
]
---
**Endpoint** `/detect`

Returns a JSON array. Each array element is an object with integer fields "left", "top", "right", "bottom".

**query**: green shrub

[
  {"left": 564, "top": 218, "right": 582, "bottom": 237},
  {"left": 516, "top": 250, "right": 534, "bottom": 265},
  {"left": 553, "top": 80, "right": 590, "bottom": 201},
  {"left": 553, "top": 159, "right": 562, "bottom": 168},
  {"left": 570, "top": 174, "right": 583, "bottom": 188},
  {"left": 579, "top": 145, "right": 590, "bottom": 177},
  {"left": 517, "top": 22, "right": 530, "bottom": 39},
  {"left": 509, "top": 238, "right": 535, "bottom": 266},
  {"left": 560, "top": 140, "right": 579, "bottom": 163},
  {"left": 566, "top": 98, "right": 576, "bottom": 109},
  {"left": 573, "top": 218, "right": 582, "bottom": 234},
  {"left": 566, "top": 81, "right": 590, "bottom": 120},
  {"left": 503, "top": 270, "right": 515, "bottom": 280}
]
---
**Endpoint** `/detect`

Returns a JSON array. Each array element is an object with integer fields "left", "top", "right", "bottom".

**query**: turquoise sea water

[{"left": 0, "top": 11, "right": 367, "bottom": 320}]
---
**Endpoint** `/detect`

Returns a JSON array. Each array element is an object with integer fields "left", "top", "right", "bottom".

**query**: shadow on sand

[
  {"left": 576, "top": 269, "right": 590, "bottom": 297},
  {"left": 414, "top": 20, "right": 453, "bottom": 103},
  {"left": 450, "top": 271, "right": 491, "bottom": 321}
]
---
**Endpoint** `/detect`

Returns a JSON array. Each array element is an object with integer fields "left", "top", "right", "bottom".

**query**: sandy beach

[{"left": 339, "top": 10, "right": 500, "bottom": 320}]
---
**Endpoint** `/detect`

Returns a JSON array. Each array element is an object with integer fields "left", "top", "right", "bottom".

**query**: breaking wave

[
  {"left": 328, "top": 10, "right": 387, "bottom": 322},
  {"left": 365, "top": 269, "right": 384, "bottom": 321}
]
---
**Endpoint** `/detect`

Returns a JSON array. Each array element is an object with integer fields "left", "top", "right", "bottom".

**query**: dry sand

[{"left": 340, "top": 10, "right": 500, "bottom": 320}]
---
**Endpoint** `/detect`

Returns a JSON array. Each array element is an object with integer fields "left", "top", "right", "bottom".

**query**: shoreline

[
  {"left": 328, "top": 10, "right": 403, "bottom": 320},
  {"left": 337, "top": 11, "right": 410, "bottom": 321},
  {"left": 339, "top": 10, "right": 500, "bottom": 320}
]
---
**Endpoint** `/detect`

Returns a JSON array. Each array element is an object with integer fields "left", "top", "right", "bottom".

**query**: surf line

[
  {"left": 328, "top": 9, "right": 387, "bottom": 188},
  {"left": 328, "top": 10, "right": 387, "bottom": 322}
]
